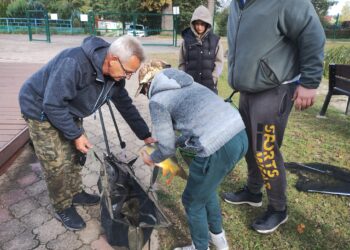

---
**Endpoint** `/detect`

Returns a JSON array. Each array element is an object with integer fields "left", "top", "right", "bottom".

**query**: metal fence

[
  {"left": 87, "top": 11, "right": 179, "bottom": 46},
  {"left": 323, "top": 14, "right": 350, "bottom": 39},
  {"left": 324, "top": 27, "right": 350, "bottom": 39},
  {"left": 0, "top": 11, "right": 179, "bottom": 46},
  {"left": 0, "top": 17, "right": 88, "bottom": 35}
]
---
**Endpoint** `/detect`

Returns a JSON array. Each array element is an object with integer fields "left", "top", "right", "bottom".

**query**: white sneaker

[
  {"left": 209, "top": 230, "right": 229, "bottom": 250},
  {"left": 174, "top": 243, "right": 209, "bottom": 250},
  {"left": 174, "top": 244, "right": 196, "bottom": 250}
]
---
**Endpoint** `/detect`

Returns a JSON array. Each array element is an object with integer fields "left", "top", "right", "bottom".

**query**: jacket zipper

[
  {"left": 91, "top": 78, "right": 105, "bottom": 113},
  {"left": 91, "top": 78, "right": 116, "bottom": 113},
  {"left": 96, "top": 82, "right": 115, "bottom": 111},
  {"left": 233, "top": 9, "right": 243, "bottom": 88}
]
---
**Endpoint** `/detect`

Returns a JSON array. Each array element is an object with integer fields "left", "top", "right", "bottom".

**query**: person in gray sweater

[
  {"left": 223, "top": 0, "right": 326, "bottom": 234},
  {"left": 137, "top": 60, "right": 248, "bottom": 250}
]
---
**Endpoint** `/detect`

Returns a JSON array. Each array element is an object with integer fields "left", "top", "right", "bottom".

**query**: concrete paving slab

[
  {"left": 2, "top": 230, "right": 39, "bottom": 250},
  {"left": 33, "top": 218, "right": 67, "bottom": 243},
  {"left": 46, "top": 231, "right": 83, "bottom": 250},
  {"left": 77, "top": 219, "right": 101, "bottom": 244},
  {"left": 0, "top": 219, "right": 26, "bottom": 244},
  {"left": 9, "top": 198, "right": 40, "bottom": 218},
  {"left": 0, "top": 208, "right": 11, "bottom": 224}
]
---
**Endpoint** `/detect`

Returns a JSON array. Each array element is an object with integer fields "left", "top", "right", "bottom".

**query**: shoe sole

[
  {"left": 224, "top": 198, "right": 262, "bottom": 207},
  {"left": 209, "top": 240, "right": 229, "bottom": 250},
  {"left": 209, "top": 244, "right": 229, "bottom": 250},
  {"left": 254, "top": 215, "right": 288, "bottom": 234},
  {"left": 72, "top": 202, "right": 99, "bottom": 206},
  {"left": 54, "top": 213, "right": 86, "bottom": 231}
]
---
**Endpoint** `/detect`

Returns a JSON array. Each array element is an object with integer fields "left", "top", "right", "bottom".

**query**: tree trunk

[
  {"left": 161, "top": 1, "right": 173, "bottom": 35},
  {"left": 207, "top": 0, "right": 215, "bottom": 20}
]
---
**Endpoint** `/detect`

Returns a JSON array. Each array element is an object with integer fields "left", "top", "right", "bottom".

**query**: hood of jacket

[
  {"left": 81, "top": 36, "right": 110, "bottom": 81},
  {"left": 190, "top": 5, "right": 213, "bottom": 38},
  {"left": 148, "top": 68, "right": 193, "bottom": 98}
]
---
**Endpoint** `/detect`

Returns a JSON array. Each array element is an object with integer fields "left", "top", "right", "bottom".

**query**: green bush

[
  {"left": 0, "top": 1, "right": 10, "bottom": 17},
  {"left": 324, "top": 45, "right": 350, "bottom": 77},
  {"left": 6, "top": 0, "right": 27, "bottom": 17},
  {"left": 215, "top": 7, "right": 228, "bottom": 36}
]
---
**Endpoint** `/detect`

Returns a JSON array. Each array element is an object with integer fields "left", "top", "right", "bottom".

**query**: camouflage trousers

[{"left": 26, "top": 118, "right": 83, "bottom": 211}]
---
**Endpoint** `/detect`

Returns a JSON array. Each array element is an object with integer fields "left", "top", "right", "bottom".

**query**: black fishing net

[
  {"left": 96, "top": 153, "right": 170, "bottom": 249},
  {"left": 285, "top": 162, "right": 350, "bottom": 196},
  {"left": 95, "top": 101, "right": 170, "bottom": 250}
]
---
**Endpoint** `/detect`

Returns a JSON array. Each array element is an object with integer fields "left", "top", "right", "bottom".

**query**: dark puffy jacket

[
  {"left": 182, "top": 28, "right": 220, "bottom": 92},
  {"left": 19, "top": 36, "right": 150, "bottom": 140}
]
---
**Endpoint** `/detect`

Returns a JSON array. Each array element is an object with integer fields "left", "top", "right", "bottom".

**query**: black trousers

[{"left": 239, "top": 84, "right": 296, "bottom": 211}]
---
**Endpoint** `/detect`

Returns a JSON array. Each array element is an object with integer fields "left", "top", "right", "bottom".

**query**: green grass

[{"left": 147, "top": 40, "right": 350, "bottom": 249}]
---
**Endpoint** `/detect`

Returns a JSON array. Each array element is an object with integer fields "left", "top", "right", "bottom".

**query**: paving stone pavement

[{"left": 0, "top": 34, "right": 174, "bottom": 250}]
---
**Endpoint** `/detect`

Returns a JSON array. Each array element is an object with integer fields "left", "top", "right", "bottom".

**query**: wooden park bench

[{"left": 319, "top": 64, "right": 350, "bottom": 116}]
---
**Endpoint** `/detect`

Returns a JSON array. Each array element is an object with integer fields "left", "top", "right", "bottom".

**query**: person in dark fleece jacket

[
  {"left": 137, "top": 60, "right": 248, "bottom": 250},
  {"left": 18, "top": 35, "right": 155, "bottom": 231}
]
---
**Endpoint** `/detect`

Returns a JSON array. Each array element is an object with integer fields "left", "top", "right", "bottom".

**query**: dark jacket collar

[{"left": 81, "top": 36, "right": 110, "bottom": 82}]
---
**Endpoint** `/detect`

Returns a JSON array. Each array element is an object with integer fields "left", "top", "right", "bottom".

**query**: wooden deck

[{"left": 0, "top": 62, "right": 42, "bottom": 170}]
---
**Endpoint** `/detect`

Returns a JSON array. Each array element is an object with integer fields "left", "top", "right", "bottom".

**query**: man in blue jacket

[
  {"left": 19, "top": 35, "right": 154, "bottom": 231},
  {"left": 223, "top": 0, "right": 326, "bottom": 234}
]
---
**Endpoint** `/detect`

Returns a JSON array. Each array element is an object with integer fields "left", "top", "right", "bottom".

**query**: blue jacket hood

[{"left": 81, "top": 36, "right": 110, "bottom": 81}]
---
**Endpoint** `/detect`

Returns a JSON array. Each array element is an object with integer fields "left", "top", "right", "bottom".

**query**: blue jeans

[{"left": 182, "top": 130, "right": 248, "bottom": 250}]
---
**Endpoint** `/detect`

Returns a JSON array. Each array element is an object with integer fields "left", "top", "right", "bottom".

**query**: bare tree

[
  {"left": 162, "top": 0, "right": 173, "bottom": 34},
  {"left": 207, "top": 0, "right": 215, "bottom": 24}
]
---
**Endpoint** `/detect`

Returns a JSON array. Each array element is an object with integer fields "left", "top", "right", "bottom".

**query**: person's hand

[
  {"left": 292, "top": 85, "right": 317, "bottom": 111},
  {"left": 144, "top": 137, "right": 157, "bottom": 145},
  {"left": 140, "top": 150, "right": 155, "bottom": 167},
  {"left": 74, "top": 134, "right": 93, "bottom": 154}
]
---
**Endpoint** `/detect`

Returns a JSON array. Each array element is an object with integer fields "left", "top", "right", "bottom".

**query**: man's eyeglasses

[{"left": 116, "top": 57, "right": 135, "bottom": 77}]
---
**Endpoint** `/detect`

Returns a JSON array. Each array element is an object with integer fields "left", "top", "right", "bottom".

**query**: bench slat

[
  {"left": 335, "top": 64, "right": 350, "bottom": 78},
  {"left": 334, "top": 77, "right": 350, "bottom": 92}
]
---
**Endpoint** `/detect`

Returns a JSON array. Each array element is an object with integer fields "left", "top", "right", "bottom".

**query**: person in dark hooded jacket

[
  {"left": 179, "top": 5, "right": 224, "bottom": 94},
  {"left": 18, "top": 35, "right": 155, "bottom": 231}
]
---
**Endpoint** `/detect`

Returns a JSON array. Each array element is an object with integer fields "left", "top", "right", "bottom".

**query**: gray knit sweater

[{"left": 148, "top": 68, "right": 245, "bottom": 163}]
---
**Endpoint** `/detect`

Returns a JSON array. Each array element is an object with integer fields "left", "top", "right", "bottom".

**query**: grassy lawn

[{"left": 147, "top": 40, "right": 350, "bottom": 249}]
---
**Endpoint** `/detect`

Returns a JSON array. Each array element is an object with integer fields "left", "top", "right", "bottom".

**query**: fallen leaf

[{"left": 297, "top": 223, "right": 305, "bottom": 234}]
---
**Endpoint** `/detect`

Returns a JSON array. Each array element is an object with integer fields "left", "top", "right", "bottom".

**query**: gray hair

[{"left": 108, "top": 35, "right": 145, "bottom": 63}]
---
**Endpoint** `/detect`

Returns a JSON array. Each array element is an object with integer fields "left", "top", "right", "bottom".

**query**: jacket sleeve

[
  {"left": 111, "top": 82, "right": 151, "bottom": 140},
  {"left": 178, "top": 41, "right": 186, "bottom": 71},
  {"left": 212, "top": 39, "right": 224, "bottom": 83},
  {"left": 279, "top": 0, "right": 326, "bottom": 89},
  {"left": 149, "top": 101, "right": 176, "bottom": 163},
  {"left": 43, "top": 58, "right": 83, "bottom": 140}
]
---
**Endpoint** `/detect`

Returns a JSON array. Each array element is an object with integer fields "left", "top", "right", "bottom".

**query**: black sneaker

[
  {"left": 251, "top": 206, "right": 288, "bottom": 234},
  {"left": 55, "top": 206, "right": 86, "bottom": 231},
  {"left": 72, "top": 190, "right": 100, "bottom": 206},
  {"left": 222, "top": 186, "right": 262, "bottom": 207}
]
